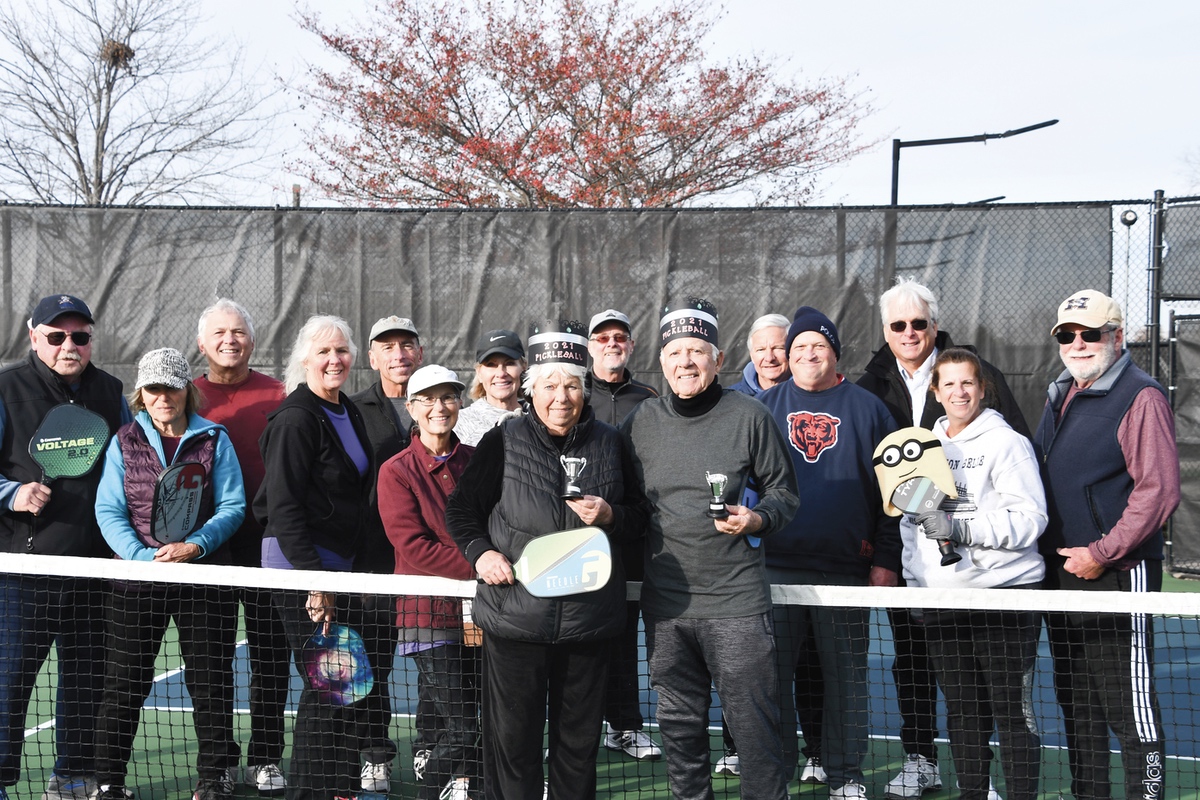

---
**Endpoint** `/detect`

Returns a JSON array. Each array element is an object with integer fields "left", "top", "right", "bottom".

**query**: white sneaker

[
  {"left": 955, "top": 778, "right": 1002, "bottom": 800},
  {"left": 714, "top": 750, "right": 740, "bottom": 776},
  {"left": 360, "top": 759, "right": 392, "bottom": 793},
  {"left": 243, "top": 764, "right": 286, "bottom": 795},
  {"left": 831, "top": 783, "right": 868, "bottom": 799},
  {"left": 800, "top": 756, "right": 827, "bottom": 783},
  {"left": 884, "top": 755, "right": 941, "bottom": 799},
  {"left": 602, "top": 726, "right": 662, "bottom": 760},
  {"left": 43, "top": 773, "right": 97, "bottom": 800},
  {"left": 413, "top": 749, "right": 431, "bottom": 782},
  {"left": 439, "top": 777, "right": 470, "bottom": 800}
]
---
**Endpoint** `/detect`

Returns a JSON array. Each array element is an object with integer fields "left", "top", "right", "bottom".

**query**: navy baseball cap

[{"left": 31, "top": 294, "right": 94, "bottom": 327}]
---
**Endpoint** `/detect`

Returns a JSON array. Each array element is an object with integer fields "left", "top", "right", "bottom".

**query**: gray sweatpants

[{"left": 645, "top": 613, "right": 787, "bottom": 800}]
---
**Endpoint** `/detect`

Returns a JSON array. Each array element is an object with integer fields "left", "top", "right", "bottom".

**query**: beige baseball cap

[{"left": 1051, "top": 289, "right": 1123, "bottom": 335}]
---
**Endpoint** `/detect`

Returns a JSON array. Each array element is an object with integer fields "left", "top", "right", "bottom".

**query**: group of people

[{"left": 0, "top": 280, "right": 1180, "bottom": 800}]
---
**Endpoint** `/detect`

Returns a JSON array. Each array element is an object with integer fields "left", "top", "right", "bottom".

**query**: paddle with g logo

[{"left": 487, "top": 526, "right": 613, "bottom": 598}]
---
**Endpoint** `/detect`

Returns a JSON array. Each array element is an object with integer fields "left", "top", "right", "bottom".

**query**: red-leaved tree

[{"left": 298, "top": 0, "right": 872, "bottom": 208}]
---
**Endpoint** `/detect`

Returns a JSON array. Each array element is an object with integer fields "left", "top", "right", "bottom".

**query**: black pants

[
  {"left": 925, "top": 606, "right": 1041, "bottom": 800},
  {"left": 482, "top": 635, "right": 610, "bottom": 800},
  {"left": 887, "top": 594, "right": 942, "bottom": 764},
  {"left": 358, "top": 593, "right": 400, "bottom": 765},
  {"left": 94, "top": 582, "right": 240, "bottom": 786},
  {"left": 411, "top": 644, "right": 482, "bottom": 799},
  {"left": 1045, "top": 559, "right": 1165, "bottom": 800},
  {"left": 0, "top": 575, "right": 106, "bottom": 785},
  {"left": 602, "top": 601, "right": 645, "bottom": 731},
  {"left": 274, "top": 591, "right": 397, "bottom": 800},
  {"left": 239, "top": 586, "right": 291, "bottom": 767}
]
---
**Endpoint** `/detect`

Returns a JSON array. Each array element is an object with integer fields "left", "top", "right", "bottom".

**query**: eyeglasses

[
  {"left": 40, "top": 330, "right": 92, "bottom": 347},
  {"left": 888, "top": 319, "right": 929, "bottom": 333},
  {"left": 409, "top": 393, "right": 460, "bottom": 408},
  {"left": 590, "top": 332, "right": 630, "bottom": 344},
  {"left": 1054, "top": 328, "right": 1107, "bottom": 345}
]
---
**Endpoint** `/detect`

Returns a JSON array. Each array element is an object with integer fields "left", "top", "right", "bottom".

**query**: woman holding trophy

[{"left": 446, "top": 319, "right": 646, "bottom": 800}]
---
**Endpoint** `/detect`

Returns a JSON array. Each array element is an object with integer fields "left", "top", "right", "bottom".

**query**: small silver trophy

[
  {"left": 705, "top": 471, "right": 729, "bottom": 519},
  {"left": 560, "top": 455, "right": 588, "bottom": 499}
]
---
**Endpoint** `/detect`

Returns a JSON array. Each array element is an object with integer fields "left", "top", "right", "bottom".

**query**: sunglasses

[
  {"left": 590, "top": 332, "right": 630, "bottom": 344},
  {"left": 888, "top": 319, "right": 929, "bottom": 333},
  {"left": 1054, "top": 328, "right": 1107, "bottom": 345},
  {"left": 41, "top": 330, "right": 92, "bottom": 347}
]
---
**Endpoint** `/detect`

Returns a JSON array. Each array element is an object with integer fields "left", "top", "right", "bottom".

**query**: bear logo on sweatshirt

[{"left": 786, "top": 411, "right": 840, "bottom": 463}]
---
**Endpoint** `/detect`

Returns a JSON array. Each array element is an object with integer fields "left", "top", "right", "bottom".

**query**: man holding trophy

[{"left": 621, "top": 298, "right": 800, "bottom": 800}]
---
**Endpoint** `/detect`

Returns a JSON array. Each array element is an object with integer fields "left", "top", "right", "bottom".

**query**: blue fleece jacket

[
  {"left": 728, "top": 361, "right": 764, "bottom": 396},
  {"left": 95, "top": 411, "right": 245, "bottom": 561}
]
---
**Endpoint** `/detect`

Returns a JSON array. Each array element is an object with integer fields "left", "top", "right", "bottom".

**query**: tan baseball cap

[{"left": 1051, "top": 289, "right": 1123, "bottom": 335}]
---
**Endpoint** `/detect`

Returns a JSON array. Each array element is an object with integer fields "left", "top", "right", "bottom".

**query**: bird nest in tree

[{"left": 100, "top": 39, "right": 135, "bottom": 69}]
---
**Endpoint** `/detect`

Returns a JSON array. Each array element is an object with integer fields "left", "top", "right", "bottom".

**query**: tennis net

[{"left": 2, "top": 553, "right": 1199, "bottom": 799}]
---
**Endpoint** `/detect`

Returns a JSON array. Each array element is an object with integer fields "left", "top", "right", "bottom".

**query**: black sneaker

[
  {"left": 192, "top": 772, "right": 234, "bottom": 800},
  {"left": 92, "top": 786, "right": 134, "bottom": 800}
]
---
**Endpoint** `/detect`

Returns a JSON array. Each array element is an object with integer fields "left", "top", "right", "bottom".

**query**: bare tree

[{"left": 0, "top": 0, "right": 274, "bottom": 206}]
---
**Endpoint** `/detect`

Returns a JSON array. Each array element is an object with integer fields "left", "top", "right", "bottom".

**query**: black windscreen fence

[
  {"left": 0, "top": 203, "right": 1114, "bottom": 428},
  {"left": 9, "top": 200, "right": 1200, "bottom": 571}
]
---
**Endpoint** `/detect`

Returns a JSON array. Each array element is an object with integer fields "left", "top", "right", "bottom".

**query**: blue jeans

[
  {"left": 0, "top": 575, "right": 106, "bottom": 785},
  {"left": 768, "top": 568, "right": 869, "bottom": 791}
]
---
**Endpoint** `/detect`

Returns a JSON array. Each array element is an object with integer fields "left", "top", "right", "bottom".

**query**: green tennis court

[{"left": 10, "top": 581, "right": 1200, "bottom": 799}]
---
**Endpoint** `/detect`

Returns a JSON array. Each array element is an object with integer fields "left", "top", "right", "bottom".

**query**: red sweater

[
  {"left": 378, "top": 435, "right": 475, "bottom": 634},
  {"left": 196, "top": 371, "right": 285, "bottom": 566}
]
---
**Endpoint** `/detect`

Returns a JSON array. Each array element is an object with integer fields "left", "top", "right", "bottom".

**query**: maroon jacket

[{"left": 378, "top": 434, "right": 475, "bottom": 637}]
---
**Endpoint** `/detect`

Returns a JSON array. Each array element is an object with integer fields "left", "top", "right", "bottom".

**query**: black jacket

[
  {"left": 254, "top": 385, "right": 373, "bottom": 570},
  {"left": 857, "top": 330, "right": 1031, "bottom": 438},
  {"left": 349, "top": 380, "right": 411, "bottom": 574},
  {"left": 585, "top": 369, "right": 658, "bottom": 427},
  {"left": 0, "top": 352, "right": 125, "bottom": 555}
]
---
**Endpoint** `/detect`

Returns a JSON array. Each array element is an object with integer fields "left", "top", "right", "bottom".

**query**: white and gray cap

[
  {"left": 135, "top": 347, "right": 192, "bottom": 390},
  {"left": 369, "top": 315, "right": 419, "bottom": 342},
  {"left": 588, "top": 309, "right": 631, "bottom": 336},
  {"left": 407, "top": 364, "right": 465, "bottom": 400}
]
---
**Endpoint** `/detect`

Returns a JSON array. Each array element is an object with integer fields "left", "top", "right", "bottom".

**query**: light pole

[{"left": 890, "top": 119, "right": 1058, "bottom": 205}]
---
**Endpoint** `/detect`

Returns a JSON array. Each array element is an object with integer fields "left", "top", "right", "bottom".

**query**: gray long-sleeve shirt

[{"left": 621, "top": 389, "right": 800, "bottom": 619}]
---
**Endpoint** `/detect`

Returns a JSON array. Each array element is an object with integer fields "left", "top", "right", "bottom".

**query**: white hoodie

[{"left": 901, "top": 408, "right": 1047, "bottom": 589}]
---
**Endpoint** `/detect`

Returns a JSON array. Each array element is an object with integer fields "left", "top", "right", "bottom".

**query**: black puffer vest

[{"left": 474, "top": 407, "right": 627, "bottom": 643}]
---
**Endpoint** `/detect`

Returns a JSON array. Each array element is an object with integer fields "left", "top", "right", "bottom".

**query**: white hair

[
  {"left": 745, "top": 313, "right": 790, "bottom": 351},
  {"left": 879, "top": 279, "right": 939, "bottom": 326},
  {"left": 284, "top": 315, "right": 357, "bottom": 393},
  {"left": 521, "top": 362, "right": 589, "bottom": 400},
  {"left": 197, "top": 298, "right": 257, "bottom": 345}
]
